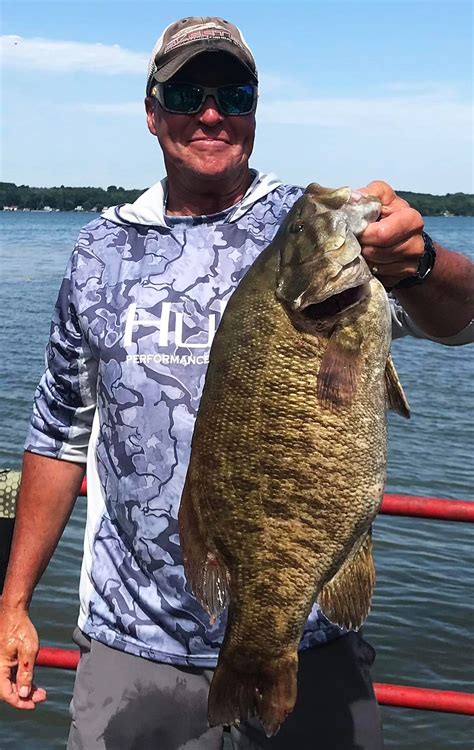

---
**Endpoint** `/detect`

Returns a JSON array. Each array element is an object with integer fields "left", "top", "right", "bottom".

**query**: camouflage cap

[{"left": 146, "top": 17, "right": 258, "bottom": 95}]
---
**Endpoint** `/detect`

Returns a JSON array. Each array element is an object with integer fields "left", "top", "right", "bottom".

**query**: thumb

[
  {"left": 356, "top": 180, "right": 396, "bottom": 204},
  {"left": 16, "top": 644, "right": 37, "bottom": 699}
]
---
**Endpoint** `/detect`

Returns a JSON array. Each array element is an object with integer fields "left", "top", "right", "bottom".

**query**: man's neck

[{"left": 165, "top": 169, "right": 254, "bottom": 217}]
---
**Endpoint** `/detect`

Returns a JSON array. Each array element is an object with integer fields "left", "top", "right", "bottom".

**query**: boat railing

[{"left": 3, "top": 476, "right": 474, "bottom": 716}]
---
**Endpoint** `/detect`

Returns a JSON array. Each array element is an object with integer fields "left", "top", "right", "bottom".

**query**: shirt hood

[{"left": 101, "top": 170, "right": 282, "bottom": 227}]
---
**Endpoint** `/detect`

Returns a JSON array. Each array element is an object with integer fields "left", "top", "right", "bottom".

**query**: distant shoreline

[
  {"left": 2, "top": 209, "right": 472, "bottom": 218},
  {"left": 1, "top": 181, "right": 473, "bottom": 216}
]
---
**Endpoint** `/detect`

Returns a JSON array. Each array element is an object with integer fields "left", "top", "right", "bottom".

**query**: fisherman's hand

[
  {"left": 0, "top": 603, "right": 46, "bottom": 709},
  {"left": 357, "top": 180, "right": 425, "bottom": 288}
]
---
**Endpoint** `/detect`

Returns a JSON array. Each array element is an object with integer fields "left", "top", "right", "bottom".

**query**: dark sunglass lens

[
  {"left": 218, "top": 84, "right": 255, "bottom": 114},
  {"left": 163, "top": 83, "right": 203, "bottom": 113}
]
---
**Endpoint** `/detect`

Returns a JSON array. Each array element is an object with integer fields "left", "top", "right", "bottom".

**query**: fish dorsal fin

[
  {"left": 178, "top": 480, "right": 230, "bottom": 623},
  {"left": 317, "top": 327, "right": 363, "bottom": 410},
  {"left": 318, "top": 528, "right": 375, "bottom": 630},
  {"left": 385, "top": 355, "right": 410, "bottom": 419}
]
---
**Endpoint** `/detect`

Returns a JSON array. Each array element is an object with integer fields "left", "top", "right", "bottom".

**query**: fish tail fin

[{"left": 208, "top": 654, "right": 298, "bottom": 737}]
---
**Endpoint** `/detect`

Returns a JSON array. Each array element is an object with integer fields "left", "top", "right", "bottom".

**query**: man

[{"left": 0, "top": 16, "right": 473, "bottom": 750}]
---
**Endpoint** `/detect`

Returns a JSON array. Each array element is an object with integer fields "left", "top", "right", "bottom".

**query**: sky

[{"left": 1, "top": 0, "right": 473, "bottom": 194}]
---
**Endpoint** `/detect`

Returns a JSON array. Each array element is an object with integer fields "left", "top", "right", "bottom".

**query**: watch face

[
  {"left": 394, "top": 232, "right": 436, "bottom": 289},
  {"left": 418, "top": 249, "right": 432, "bottom": 278},
  {"left": 417, "top": 233, "right": 436, "bottom": 279}
]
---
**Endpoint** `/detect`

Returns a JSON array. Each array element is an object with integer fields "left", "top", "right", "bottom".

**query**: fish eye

[{"left": 289, "top": 221, "right": 305, "bottom": 234}]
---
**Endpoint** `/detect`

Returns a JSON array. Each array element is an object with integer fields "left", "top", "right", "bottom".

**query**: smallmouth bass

[{"left": 178, "top": 183, "right": 409, "bottom": 736}]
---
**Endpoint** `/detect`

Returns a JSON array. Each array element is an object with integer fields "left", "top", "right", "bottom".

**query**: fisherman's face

[{"left": 145, "top": 53, "right": 256, "bottom": 186}]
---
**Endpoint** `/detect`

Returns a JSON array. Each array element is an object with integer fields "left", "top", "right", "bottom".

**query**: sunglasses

[{"left": 150, "top": 82, "right": 257, "bottom": 116}]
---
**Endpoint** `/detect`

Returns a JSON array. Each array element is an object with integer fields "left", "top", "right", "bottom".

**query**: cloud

[
  {"left": 18, "top": 40, "right": 466, "bottom": 148},
  {"left": 258, "top": 94, "right": 473, "bottom": 141},
  {"left": 0, "top": 35, "right": 147, "bottom": 74},
  {"left": 258, "top": 71, "right": 308, "bottom": 97},
  {"left": 74, "top": 91, "right": 472, "bottom": 148}
]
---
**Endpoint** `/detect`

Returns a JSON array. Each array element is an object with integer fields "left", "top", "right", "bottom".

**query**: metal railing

[
  {"left": 34, "top": 485, "right": 473, "bottom": 716},
  {"left": 2, "top": 474, "right": 472, "bottom": 714}
]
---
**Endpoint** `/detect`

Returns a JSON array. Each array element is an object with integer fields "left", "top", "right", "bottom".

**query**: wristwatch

[{"left": 394, "top": 232, "right": 437, "bottom": 289}]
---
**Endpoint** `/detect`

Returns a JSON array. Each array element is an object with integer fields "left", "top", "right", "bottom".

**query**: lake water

[{"left": 0, "top": 211, "right": 473, "bottom": 749}]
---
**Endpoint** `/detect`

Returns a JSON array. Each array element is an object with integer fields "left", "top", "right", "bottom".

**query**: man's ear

[{"left": 145, "top": 97, "right": 159, "bottom": 136}]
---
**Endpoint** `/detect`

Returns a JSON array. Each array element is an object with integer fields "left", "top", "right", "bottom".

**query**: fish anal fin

[
  {"left": 317, "top": 327, "right": 362, "bottom": 410},
  {"left": 208, "top": 653, "right": 298, "bottom": 737},
  {"left": 385, "top": 354, "right": 410, "bottom": 419},
  {"left": 318, "top": 529, "right": 375, "bottom": 630},
  {"left": 178, "top": 480, "right": 230, "bottom": 622}
]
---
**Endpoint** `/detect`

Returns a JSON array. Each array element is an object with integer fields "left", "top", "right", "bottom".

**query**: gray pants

[{"left": 67, "top": 629, "right": 383, "bottom": 750}]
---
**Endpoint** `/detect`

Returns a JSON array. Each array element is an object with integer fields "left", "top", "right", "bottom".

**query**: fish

[{"left": 178, "top": 183, "right": 410, "bottom": 737}]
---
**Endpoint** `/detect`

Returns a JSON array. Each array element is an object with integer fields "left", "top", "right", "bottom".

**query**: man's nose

[{"left": 198, "top": 96, "right": 224, "bottom": 125}]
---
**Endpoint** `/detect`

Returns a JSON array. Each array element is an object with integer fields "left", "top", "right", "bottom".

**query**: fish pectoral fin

[
  {"left": 178, "top": 481, "right": 230, "bottom": 622},
  {"left": 318, "top": 529, "right": 375, "bottom": 630},
  {"left": 199, "top": 551, "right": 230, "bottom": 624},
  {"left": 385, "top": 354, "right": 410, "bottom": 419},
  {"left": 317, "top": 327, "right": 362, "bottom": 410}
]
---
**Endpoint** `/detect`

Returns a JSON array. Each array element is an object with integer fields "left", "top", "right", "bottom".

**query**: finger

[
  {"left": 356, "top": 181, "right": 411, "bottom": 220},
  {"left": 0, "top": 663, "right": 17, "bottom": 704},
  {"left": 15, "top": 646, "right": 37, "bottom": 700},
  {"left": 7, "top": 675, "right": 46, "bottom": 708},
  {"left": 31, "top": 685, "right": 47, "bottom": 703},
  {"left": 9, "top": 690, "right": 42, "bottom": 709},
  {"left": 0, "top": 665, "right": 39, "bottom": 710},
  {"left": 359, "top": 209, "right": 423, "bottom": 247},
  {"left": 356, "top": 181, "right": 410, "bottom": 217},
  {"left": 356, "top": 180, "right": 396, "bottom": 205},
  {"left": 362, "top": 236, "right": 423, "bottom": 267},
  {"left": 12, "top": 682, "right": 46, "bottom": 709},
  {"left": 366, "top": 259, "right": 421, "bottom": 288},
  {"left": 369, "top": 260, "right": 419, "bottom": 278}
]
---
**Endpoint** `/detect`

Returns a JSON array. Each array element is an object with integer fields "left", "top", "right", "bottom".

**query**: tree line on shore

[
  {"left": 0, "top": 183, "right": 144, "bottom": 213},
  {"left": 1, "top": 182, "right": 473, "bottom": 216}
]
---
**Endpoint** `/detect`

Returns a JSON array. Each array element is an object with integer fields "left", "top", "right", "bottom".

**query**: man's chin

[{"left": 186, "top": 160, "right": 242, "bottom": 182}]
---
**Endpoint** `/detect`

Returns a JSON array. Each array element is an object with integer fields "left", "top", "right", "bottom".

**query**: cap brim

[{"left": 150, "top": 40, "right": 258, "bottom": 89}]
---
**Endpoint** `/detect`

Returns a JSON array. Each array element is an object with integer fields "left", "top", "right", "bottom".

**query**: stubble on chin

[{"left": 170, "top": 144, "right": 247, "bottom": 184}]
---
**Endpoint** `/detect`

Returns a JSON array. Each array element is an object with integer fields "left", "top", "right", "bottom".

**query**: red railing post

[
  {"left": 36, "top": 647, "right": 80, "bottom": 670},
  {"left": 374, "top": 682, "right": 474, "bottom": 715},
  {"left": 381, "top": 494, "right": 474, "bottom": 522}
]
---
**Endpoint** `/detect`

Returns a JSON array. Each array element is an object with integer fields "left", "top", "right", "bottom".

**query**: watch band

[{"left": 394, "top": 231, "right": 437, "bottom": 289}]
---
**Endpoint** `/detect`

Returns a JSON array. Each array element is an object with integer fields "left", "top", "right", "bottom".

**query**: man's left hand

[{"left": 357, "top": 180, "right": 425, "bottom": 289}]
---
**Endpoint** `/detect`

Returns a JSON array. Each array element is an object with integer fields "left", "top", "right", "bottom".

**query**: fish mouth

[{"left": 300, "top": 282, "right": 370, "bottom": 320}]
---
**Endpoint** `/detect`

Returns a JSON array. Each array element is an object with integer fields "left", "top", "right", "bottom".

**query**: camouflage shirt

[{"left": 25, "top": 171, "right": 473, "bottom": 666}]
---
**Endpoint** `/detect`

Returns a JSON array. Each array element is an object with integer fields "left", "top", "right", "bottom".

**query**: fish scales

[{"left": 179, "top": 183, "right": 409, "bottom": 736}]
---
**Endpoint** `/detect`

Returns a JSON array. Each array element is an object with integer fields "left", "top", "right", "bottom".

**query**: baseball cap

[{"left": 146, "top": 17, "right": 258, "bottom": 95}]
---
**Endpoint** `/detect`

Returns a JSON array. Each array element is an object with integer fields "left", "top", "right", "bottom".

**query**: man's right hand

[
  {"left": 0, "top": 604, "right": 47, "bottom": 709},
  {"left": 0, "top": 452, "right": 85, "bottom": 709}
]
